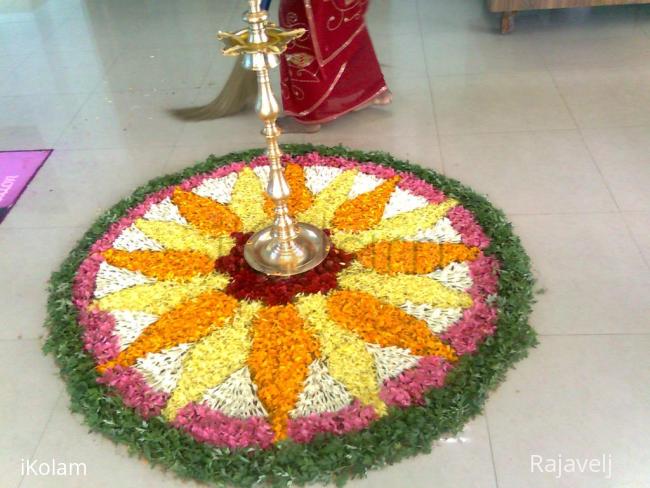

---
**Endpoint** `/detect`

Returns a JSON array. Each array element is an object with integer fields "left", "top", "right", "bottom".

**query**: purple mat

[{"left": 0, "top": 149, "right": 52, "bottom": 223}]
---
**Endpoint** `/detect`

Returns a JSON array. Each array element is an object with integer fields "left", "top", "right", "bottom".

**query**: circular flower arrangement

[{"left": 45, "top": 145, "right": 535, "bottom": 487}]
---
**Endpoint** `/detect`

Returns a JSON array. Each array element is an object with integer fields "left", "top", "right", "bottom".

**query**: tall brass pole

[{"left": 218, "top": 0, "right": 330, "bottom": 276}]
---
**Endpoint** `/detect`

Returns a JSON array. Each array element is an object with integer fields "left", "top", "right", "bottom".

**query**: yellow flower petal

[
  {"left": 95, "top": 273, "right": 230, "bottom": 315},
  {"left": 263, "top": 163, "right": 313, "bottom": 217},
  {"left": 332, "top": 177, "right": 399, "bottom": 231},
  {"left": 103, "top": 249, "right": 215, "bottom": 281},
  {"left": 248, "top": 304, "right": 320, "bottom": 440},
  {"left": 295, "top": 294, "right": 386, "bottom": 415},
  {"left": 172, "top": 189, "right": 242, "bottom": 237},
  {"left": 229, "top": 167, "right": 270, "bottom": 231},
  {"left": 331, "top": 199, "right": 458, "bottom": 252},
  {"left": 297, "top": 169, "right": 357, "bottom": 228},
  {"left": 356, "top": 241, "right": 480, "bottom": 275},
  {"left": 98, "top": 290, "right": 238, "bottom": 373},
  {"left": 163, "top": 301, "right": 262, "bottom": 420},
  {"left": 327, "top": 291, "right": 457, "bottom": 362},
  {"left": 337, "top": 262, "right": 473, "bottom": 309},
  {"left": 135, "top": 219, "right": 234, "bottom": 260}
]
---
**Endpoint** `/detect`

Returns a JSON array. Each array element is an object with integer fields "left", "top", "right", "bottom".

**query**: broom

[{"left": 169, "top": 0, "right": 271, "bottom": 121}]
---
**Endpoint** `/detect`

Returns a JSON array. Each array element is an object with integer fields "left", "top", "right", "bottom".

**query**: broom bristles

[{"left": 169, "top": 62, "right": 258, "bottom": 121}]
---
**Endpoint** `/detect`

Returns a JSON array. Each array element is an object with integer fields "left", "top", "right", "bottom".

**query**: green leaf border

[{"left": 43, "top": 144, "right": 536, "bottom": 487}]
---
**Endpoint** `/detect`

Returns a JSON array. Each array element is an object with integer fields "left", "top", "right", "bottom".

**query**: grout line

[
  {"left": 0, "top": 338, "right": 46, "bottom": 341},
  {"left": 415, "top": 0, "right": 445, "bottom": 175},
  {"left": 0, "top": 337, "right": 40, "bottom": 342},
  {"left": 540, "top": 332, "right": 650, "bottom": 337},
  {"left": 435, "top": 123, "right": 650, "bottom": 137},
  {"left": 50, "top": 89, "right": 96, "bottom": 148},
  {"left": 620, "top": 213, "right": 650, "bottom": 271},
  {"left": 547, "top": 68, "right": 626, "bottom": 214},
  {"left": 488, "top": 210, "right": 621, "bottom": 217},
  {"left": 548, "top": 70, "right": 650, "bottom": 272},
  {"left": 484, "top": 413, "right": 501, "bottom": 488},
  {"left": 270, "top": 123, "right": 650, "bottom": 139}
]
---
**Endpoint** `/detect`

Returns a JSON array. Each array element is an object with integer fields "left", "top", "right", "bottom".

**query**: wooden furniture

[{"left": 488, "top": 0, "right": 650, "bottom": 33}]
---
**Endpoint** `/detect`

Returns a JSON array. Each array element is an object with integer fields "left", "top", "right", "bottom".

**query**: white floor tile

[
  {"left": 553, "top": 67, "right": 650, "bottom": 129},
  {"left": 373, "top": 33, "right": 428, "bottom": 79},
  {"left": 623, "top": 211, "right": 650, "bottom": 266},
  {"left": 582, "top": 125, "right": 650, "bottom": 212},
  {"left": 0, "top": 93, "right": 89, "bottom": 150},
  {"left": 57, "top": 90, "right": 196, "bottom": 149},
  {"left": 0, "top": 49, "right": 118, "bottom": 97},
  {"left": 432, "top": 71, "right": 576, "bottom": 135},
  {"left": 441, "top": 130, "right": 617, "bottom": 214},
  {"left": 0, "top": 227, "right": 85, "bottom": 340},
  {"left": 165, "top": 136, "right": 305, "bottom": 174},
  {"left": 0, "top": 340, "right": 62, "bottom": 488},
  {"left": 487, "top": 335, "right": 650, "bottom": 488},
  {"left": 315, "top": 133, "right": 443, "bottom": 173},
  {"left": 520, "top": 4, "right": 645, "bottom": 40},
  {"left": 102, "top": 46, "right": 214, "bottom": 93},
  {"left": 511, "top": 213, "right": 650, "bottom": 335},
  {"left": 540, "top": 32, "right": 650, "bottom": 70},
  {"left": 422, "top": 31, "right": 546, "bottom": 76}
]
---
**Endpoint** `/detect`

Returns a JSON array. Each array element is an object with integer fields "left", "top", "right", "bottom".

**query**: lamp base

[{"left": 243, "top": 223, "right": 331, "bottom": 277}]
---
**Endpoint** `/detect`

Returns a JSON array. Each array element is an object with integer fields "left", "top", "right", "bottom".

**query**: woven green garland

[{"left": 43, "top": 144, "right": 536, "bottom": 487}]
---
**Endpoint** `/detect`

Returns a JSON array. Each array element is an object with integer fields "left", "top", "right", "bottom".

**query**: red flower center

[{"left": 214, "top": 232, "right": 354, "bottom": 306}]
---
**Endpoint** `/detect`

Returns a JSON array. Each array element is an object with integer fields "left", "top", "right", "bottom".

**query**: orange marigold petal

[
  {"left": 172, "top": 189, "right": 242, "bottom": 236},
  {"left": 327, "top": 290, "right": 457, "bottom": 361},
  {"left": 97, "top": 290, "right": 237, "bottom": 373},
  {"left": 263, "top": 163, "right": 313, "bottom": 217},
  {"left": 248, "top": 304, "right": 320, "bottom": 440},
  {"left": 356, "top": 241, "right": 480, "bottom": 275},
  {"left": 103, "top": 249, "right": 215, "bottom": 280},
  {"left": 331, "top": 177, "right": 399, "bottom": 231}
]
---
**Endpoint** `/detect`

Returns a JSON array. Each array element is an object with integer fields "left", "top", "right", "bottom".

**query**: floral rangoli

[{"left": 45, "top": 146, "right": 535, "bottom": 486}]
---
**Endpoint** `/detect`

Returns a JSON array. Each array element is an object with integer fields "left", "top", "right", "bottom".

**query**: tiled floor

[{"left": 2, "top": 1, "right": 650, "bottom": 487}]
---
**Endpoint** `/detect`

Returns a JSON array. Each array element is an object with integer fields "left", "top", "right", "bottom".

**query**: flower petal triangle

[
  {"left": 337, "top": 262, "right": 473, "bottom": 310},
  {"left": 94, "top": 261, "right": 153, "bottom": 298},
  {"left": 331, "top": 199, "right": 459, "bottom": 252},
  {"left": 162, "top": 301, "right": 262, "bottom": 420},
  {"left": 356, "top": 241, "right": 479, "bottom": 275},
  {"left": 290, "top": 360, "right": 353, "bottom": 418},
  {"left": 297, "top": 169, "right": 357, "bottom": 228},
  {"left": 248, "top": 304, "right": 321, "bottom": 440},
  {"left": 327, "top": 290, "right": 458, "bottom": 361},
  {"left": 229, "top": 168, "right": 269, "bottom": 231},
  {"left": 332, "top": 177, "right": 399, "bottom": 231},
  {"left": 143, "top": 197, "right": 187, "bottom": 224},
  {"left": 112, "top": 224, "right": 164, "bottom": 251},
  {"left": 134, "top": 219, "right": 235, "bottom": 260},
  {"left": 103, "top": 249, "right": 215, "bottom": 281},
  {"left": 202, "top": 366, "right": 268, "bottom": 418},
  {"left": 97, "top": 290, "right": 237, "bottom": 373},
  {"left": 172, "top": 189, "right": 242, "bottom": 237},
  {"left": 134, "top": 343, "right": 191, "bottom": 394},
  {"left": 111, "top": 310, "right": 159, "bottom": 350},
  {"left": 295, "top": 294, "right": 386, "bottom": 415},
  {"left": 263, "top": 163, "right": 313, "bottom": 217},
  {"left": 366, "top": 344, "right": 421, "bottom": 384},
  {"left": 95, "top": 273, "right": 230, "bottom": 316}
]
